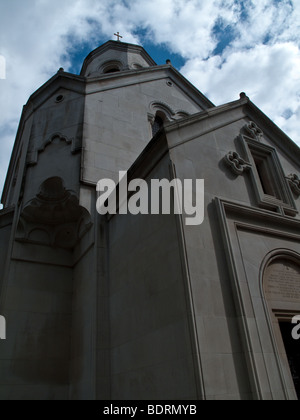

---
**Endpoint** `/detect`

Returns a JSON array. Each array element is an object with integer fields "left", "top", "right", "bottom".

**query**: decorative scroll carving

[
  {"left": 224, "top": 151, "right": 252, "bottom": 175},
  {"left": 287, "top": 174, "right": 300, "bottom": 197},
  {"left": 244, "top": 121, "right": 264, "bottom": 141}
]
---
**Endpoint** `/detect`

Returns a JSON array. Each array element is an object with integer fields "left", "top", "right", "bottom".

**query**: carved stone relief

[
  {"left": 224, "top": 151, "right": 252, "bottom": 175},
  {"left": 287, "top": 174, "right": 300, "bottom": 197},
  {"left": 16, "top": 177, "right": 92, "bottom": 249},
  {"left": 244, "top": 121, "right": 264, "bottom": 141},
  {"left": 27, "top": 132, "right": 81, "bottom": 166}
]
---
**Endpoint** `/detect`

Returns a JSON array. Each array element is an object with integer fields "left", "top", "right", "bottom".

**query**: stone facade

[{"left": 0, "top": 41, "right": 299, "bottom": 400}]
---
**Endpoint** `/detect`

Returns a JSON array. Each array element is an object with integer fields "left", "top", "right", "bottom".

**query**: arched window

[
  {"left": 152, "top": 115, "right": 164, "bottom": 137},
  {"left": 262, "top": 252, "right": 300, "bottom": 399},
  {"left": 104, "top": 67, "right": 120, "bottom": 74},
  {"left": 100, "top": 60, "right": 122, "bottom": 74}
]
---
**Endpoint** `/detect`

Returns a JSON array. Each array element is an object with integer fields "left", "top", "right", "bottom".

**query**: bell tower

[
  {"left": 80, "top": 40, "right": 157, "bottom": 77},
  {"left": 0, "top": 39, "right": 213, "bottom": 400},
  {"left": 78, "top": 40, "right": 212, "bottom": 187},
  {"left": 1, "top": 36, "right": 300, "bottom": 401}
]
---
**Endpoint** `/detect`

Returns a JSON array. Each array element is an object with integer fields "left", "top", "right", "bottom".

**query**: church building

[{"left": 0, "top": 40, "right": 299, "bottom": 400}]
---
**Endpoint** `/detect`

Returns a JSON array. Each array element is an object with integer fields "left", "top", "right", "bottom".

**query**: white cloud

[
  {"left": 182, "top": 42, "right": 300, "bottom": 138},
  {"left": 230, "top": 0, "right": 294, "bottom": 49},
  {"left": 0, "top": 0, "right": 300, "bottom": 199}
]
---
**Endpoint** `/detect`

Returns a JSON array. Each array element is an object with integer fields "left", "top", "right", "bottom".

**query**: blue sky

[{"left": 0, "top": 0, "right": 300, "bottom": 201}]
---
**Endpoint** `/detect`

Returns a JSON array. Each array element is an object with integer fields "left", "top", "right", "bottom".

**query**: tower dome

[{"left": 80, "top": 40, "right": 157, "bottom": 78}]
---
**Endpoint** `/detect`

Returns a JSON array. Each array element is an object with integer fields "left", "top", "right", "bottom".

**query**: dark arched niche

[
  {"left": 17, "top": 177, "right": 92, "bottom": 249},
  {"left": 263, "top": 251, "right": 300, "bottom": 400}
]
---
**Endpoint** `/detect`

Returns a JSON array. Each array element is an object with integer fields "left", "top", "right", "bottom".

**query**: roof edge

[{"left": 164, "top": 95, "right": 300, "bottom": 164}]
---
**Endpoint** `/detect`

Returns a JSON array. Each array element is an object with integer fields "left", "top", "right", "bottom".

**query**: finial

[
  {"left": 58, "top": 67, "right": 64, "bottom": 73},
  {"left": 114, "top": 32, "right": 123, "bottom": 42},
  {"left": 166, "top": 59, "right": 171, "bottom": 65},
  {"left": 240, "top": 92, "right": 247, "bottom": 99}
]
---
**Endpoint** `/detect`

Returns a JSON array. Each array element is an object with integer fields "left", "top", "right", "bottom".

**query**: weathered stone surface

[{"left": 0, "top": 40, "right": 300, "bottom": 400}]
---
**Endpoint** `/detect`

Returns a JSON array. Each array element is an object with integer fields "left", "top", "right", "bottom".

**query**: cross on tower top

[{"left": 114, "top": 32, "right": 123, "bottom": 42}]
